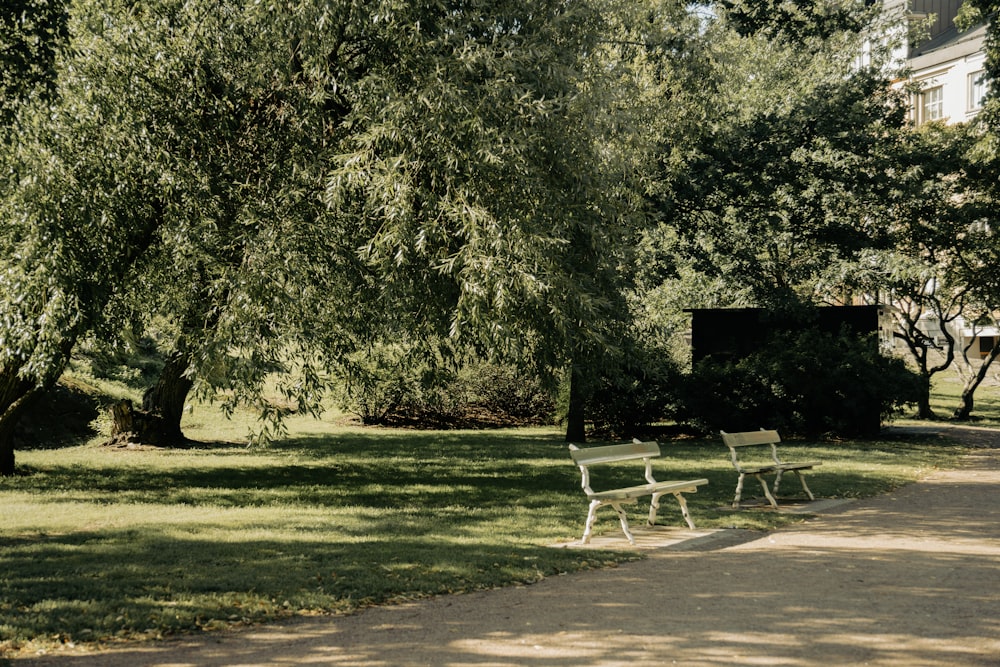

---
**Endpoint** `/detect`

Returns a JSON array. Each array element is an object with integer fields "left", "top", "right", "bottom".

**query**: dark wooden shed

[
  {"left": 684, "top": 305, "right": 897, "bottom": 436},
  {"left": 686, "top": 305, "right": 895, "bottom": 364}
]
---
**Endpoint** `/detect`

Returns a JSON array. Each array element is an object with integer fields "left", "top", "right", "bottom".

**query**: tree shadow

[
  {"left": 15, "top": 383, "right": 101, "bottom": 451},
  {"left": 1, "top": 527, "right": 628, "bottom": 651},
  {"left": 8, "top": 538, "right": 999, "bottom": 666}
]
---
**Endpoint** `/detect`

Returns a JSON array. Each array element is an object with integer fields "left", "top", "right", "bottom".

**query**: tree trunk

[
  {"left": 565, "top": 362, "right": 587, "bottom": 443},
  {"left": 954, "top": 390, "right": 974, "bottom": 421},
  {"left": 106, "top": 399, "right": 169, "bottom": 446},
  {"left": 916, "top": 373, "right": 936, "bottom": 420},
  {"left": 954, "top": 343, "right": 1000, "bottom": 420},
  {"left": 141, "top": 349, "right": 193, "bottom": 443},
  {"left": 0, "top": 350, "right": 68, "bottom": 476},
  {"left": 0, "top": 374, "right": 34, "bottom": 476},
  {"left": 107, "top": 350, "right": 192, "bottom": 447},
  {"left": 0, "top": 384, "right": 48, "bottom": 476},
  {"left": 894, "top": 306, "right": 957, "bottom": 421},
  {"left": 0, "top": 414, "right": 16, "bottom": 476}
]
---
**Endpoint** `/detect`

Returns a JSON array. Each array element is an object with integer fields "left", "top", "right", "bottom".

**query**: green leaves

[
  {"left": 321, "top": 0, "right": 633, "bottom": 362},
  {"left": 716, "top": 0, "right": 874, "bottom": 45},
  {"left": 0, "top": 0, "right": 67, "bottom": 131},
  {"left": 652, "top": 19, "right": 911, "bottom": 305}
]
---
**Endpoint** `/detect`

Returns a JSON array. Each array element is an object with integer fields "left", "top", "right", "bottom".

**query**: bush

[
  {"left": 583, "top": 344, "right": 684, "bottom": 439},
  {"left": 455, "top": 362, "right": 554, "bottom": 422},
  {"left": 676, "top": 327, "right": 921, "bottom": 437},
  {"left": 333, "top": 343, "right": 425, "bottom": 425},
  {"left": 333, "top": 345, "right": 554, "bottom": 427}
]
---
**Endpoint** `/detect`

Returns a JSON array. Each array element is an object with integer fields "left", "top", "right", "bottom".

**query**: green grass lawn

[
  {"left": 0, "top": 383, "right": 981, "bottom": 657},
  {"left": 927, "top": 371, "right": 1000, "bottom": 424}
]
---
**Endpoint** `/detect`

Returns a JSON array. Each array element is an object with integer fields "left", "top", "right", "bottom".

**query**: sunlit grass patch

[{"left": 927, "top": 372, "right": 1000, "bottom": 425}]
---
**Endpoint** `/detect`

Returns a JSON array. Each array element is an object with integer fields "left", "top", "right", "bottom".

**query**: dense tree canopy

[
  {"left": 1, "top": 0, "right": 171, "bottom": 472},
  {"left": 717, "top": 0, "right": 872, "bottom": 43},
  {"left": 2, "top": 0, "right": 705, "bottom": 463},
  {"left": 316, "top": 0, "right": 712, "bottom": 440},
  {"left": 0, "top": 0, "right": 67, "bottom": 129},
  {"left": 641, "top": 7, "right": 910, "bottom": 313},
  {"left": 4, "top": 0, "right": 1000, "bottom": 470}
]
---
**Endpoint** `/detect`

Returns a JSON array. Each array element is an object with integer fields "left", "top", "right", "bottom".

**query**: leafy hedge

[
  {"left": 675, "top": 327, "right": 921, "bottom": 437},
  {"left": 335, "top": 346, "right": 554, "bottom": 428}
]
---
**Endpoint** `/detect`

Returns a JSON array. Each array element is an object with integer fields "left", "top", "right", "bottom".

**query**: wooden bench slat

[
  {"left": 722, "top": 429, "right": 782, "bottom": 447},
  {"left": 775, "top": 461, "right": 821, "bottom": 470},
  {"left": 589, "top": 479, "right": 709, "bottom": 501},
  {"left": 568, "top": 441, "right": 660, "bottom": 466},
  {"left": 739, "top": 462, "right": 820, "bottom": 474}
]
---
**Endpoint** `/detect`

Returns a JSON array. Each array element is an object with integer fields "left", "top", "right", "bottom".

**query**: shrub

[
  {"left": 334, "top": 344, "right": 424, "bottom": 425},
  {"left": 677, "top": 327, "right": 921, "bottom": 437},
  {"left": 455, "top": 362, "right": 554, "bottom": 422},
  {"left": 583, "top": 344, "right": 684, "bottom": 439},
  {"left": 334, "top": 346, "right": 553, "bottom": 427}
]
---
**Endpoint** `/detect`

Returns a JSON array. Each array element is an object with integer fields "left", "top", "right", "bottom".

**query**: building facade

[{"left": 890, "top": 0, "right": 988, "bottom": 125}]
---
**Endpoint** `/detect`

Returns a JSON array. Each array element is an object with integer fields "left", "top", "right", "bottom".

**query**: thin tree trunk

[
  {"left": 955, "top": 388, "right": 975, "bottom": 421},
  {"left": 565, "top": 362, "right": 587, "bottom": 443},
  {"left": 916, "top": 373, "right": 935, "bottom": 420},
  {"left": 954, "top": 343, "right": 1000, "bottom": 420}
]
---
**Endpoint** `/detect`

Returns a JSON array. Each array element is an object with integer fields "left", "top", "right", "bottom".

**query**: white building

[
  {"left": 888, "top": 0, "right": 988, "bottom": 125},
  {"left": 913, "top": 312, "right": 998, "bottom": 357}
]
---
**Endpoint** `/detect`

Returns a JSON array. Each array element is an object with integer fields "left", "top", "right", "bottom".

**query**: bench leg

[
  {"left": 773, "top": 469, "right": 783, "bottom": 496},
  {"left": 672, "top": 492, "right": 697, "bottom": 530},
  {"left": 733, "top": 472, "right": 747, "bottom": 509},
  {"left": 581, "top": 499, "right": 601, "bottom": 544},
  {"left": 611, "top": 502, "right": 636, "bottom": 545},
  {"left": 647, "top": 492, "right": 661, "bottom": 527},
  {"left": 754, "top": 473, "right": 779, "bottom": 508},
  {"left": 795, "top": 470, "right": 815, "bottom": 501}
]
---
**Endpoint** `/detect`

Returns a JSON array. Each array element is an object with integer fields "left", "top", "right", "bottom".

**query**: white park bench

[
  {"left": 568, "top": 440, "right": 708, "bottom": 545},
  {"left": 720, "top": 429, "right": 821, "bottom": 509}
]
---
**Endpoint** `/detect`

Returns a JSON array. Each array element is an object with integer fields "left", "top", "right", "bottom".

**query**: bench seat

[
  {"left": 737, "top": 461, "right": 821, "bottom": 475},
  {"left": 589, "top": 479, "right": 709, "bottom": 502}
]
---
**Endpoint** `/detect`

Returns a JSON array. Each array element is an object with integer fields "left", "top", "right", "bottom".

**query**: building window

[
  {"left": 919, "top": 85, "right": 944, "bottom": 124},
  {"left": 969, "top": 71, "right": 987, "bottom": 111},
  {"left": 980, "top": 336, "right": 995, "bottom": 359}
]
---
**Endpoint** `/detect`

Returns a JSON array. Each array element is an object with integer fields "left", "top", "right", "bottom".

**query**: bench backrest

[
  {"left": 720, "top": 429, "right": 782, "bottom": 470},
  {"left": 569, "top": 440, "right": 660, "bottom": 493},
  {"left": 568, "top": 440, "right": 660, "bottom": 467}
]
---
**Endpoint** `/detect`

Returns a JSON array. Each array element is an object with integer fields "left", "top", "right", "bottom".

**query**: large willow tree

[
  {"left": 0, "top": 0, "right": 174, "bottom": 473},
  {"left": 319, "top": 0, "right": 709, "bottom": 440},
  {"left": 1, "top": 0, "right": 703, "bottom": 468}
]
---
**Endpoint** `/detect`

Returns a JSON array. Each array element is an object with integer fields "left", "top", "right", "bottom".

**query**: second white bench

[
  {"left": 720, "top": 429, "right": 821, "bottom": 509},
  {"left": 569, "top": 440, "right": 708, "bottom": 545}
]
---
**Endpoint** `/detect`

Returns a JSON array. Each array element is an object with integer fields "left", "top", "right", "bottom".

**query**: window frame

[
  {"left": 919, "top": 85, "right": 945, "bottom": 125},
  {"left": 969, "top": 70, "right": 987, "bottom": 112}
]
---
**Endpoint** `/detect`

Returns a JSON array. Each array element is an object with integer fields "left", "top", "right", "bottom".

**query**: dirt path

[{"left": 15, "top": 425, "right": 1000, "bottom": 666}]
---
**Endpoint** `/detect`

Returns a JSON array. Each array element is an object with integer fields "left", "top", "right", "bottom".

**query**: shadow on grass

[
  {"left": 1, "top": 426, "right": 984, "bottom": 657},
  {"left": 15, "top": 384, "right": 102, "bottom": 452},
  {"left": 7, "top": 429, "right": 963, "bottom": 519},
  {"left": 6, "top": 517, "right": 1000, "bottom": 666},
  {"left": 0, "top": 526, "right": 634, "bottom": 648}
]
